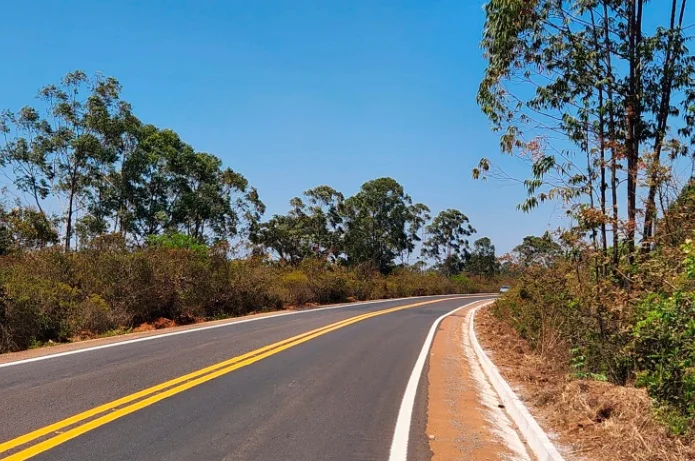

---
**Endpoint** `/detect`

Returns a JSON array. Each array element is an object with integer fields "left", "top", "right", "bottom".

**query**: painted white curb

[{"left": 469, "top": 302, "right": 565, "bottom": 461}]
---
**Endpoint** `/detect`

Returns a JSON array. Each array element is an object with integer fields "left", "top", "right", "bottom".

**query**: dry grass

[{"left": 475, "top": 305, "right": 695, "bottom": 461}]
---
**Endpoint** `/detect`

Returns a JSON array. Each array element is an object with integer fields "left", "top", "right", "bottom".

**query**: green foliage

[
  {"left": 251, "top": 186, "right": 344, "bottom": 264},
  {"left": 654, "top": 405, "right": 693, "bottom": 437},
  {"left": 422, "top": 209, "right": 475, "bottom": 276},
  {"left": 0, "top": 246, "right": 491, "bottom": 353},
  {"left": 512, "top": 232, "right": 561, "bottom": 267},
  {"left": 1, "top": 72, "right": 264, "bottom": 249},
  {"left": 496, "top": 227, "right": 695, "bottom": 433},
  {"left": 146, "top": 233, "right": 209, "bottom": 256},
  {"left": 633, "top": 241, "right": 695, "bottom": 420},
  {"left": 342, "top": 177, "right": 427, "bottom": 274},
  {"left": 0, "top": 206, "right": 59, "bottom": 252},
  {"left": 467, "top": 237, "right": 499, "bottom": 277},
  {"left": 254, "top": 178, "right": 436, "bottom": 275},
  {"left": 570, "top": 347, "right": 608, "bottom": 382},
  {"left": 0, "top": 72, "right": 500, "bottom": 357},
  {"left": 477, "top": 0, "right": 695, "bottom": 262}
]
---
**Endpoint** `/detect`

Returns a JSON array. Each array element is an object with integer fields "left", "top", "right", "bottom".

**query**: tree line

[
  {"left": 0, "top": 71, "right": 498, "bottom": 277},
  {"left": 0, "top": 71, "right": 263, "bottom": 251},
  {"left": 251, "top": 180, "right": 497, "bottom": 276}
]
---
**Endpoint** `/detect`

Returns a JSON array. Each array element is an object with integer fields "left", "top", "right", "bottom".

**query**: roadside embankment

[{"left": 474, "top": 303, "right": 695, "bottom": 461}]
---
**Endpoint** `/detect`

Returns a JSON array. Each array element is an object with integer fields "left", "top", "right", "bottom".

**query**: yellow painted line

[
  {"left": 0, "top": 302, "right": 404, "bottom": 454},
  {"left": 1, "top": 297, "right": 465, "bottom": 461}
]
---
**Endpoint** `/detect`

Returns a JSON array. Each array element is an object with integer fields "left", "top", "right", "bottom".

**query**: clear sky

[{"left": 0, "top": 0, "right": 563, "bottom": 254}]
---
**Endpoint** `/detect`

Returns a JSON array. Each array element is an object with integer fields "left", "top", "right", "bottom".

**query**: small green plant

[
  {"left": 654, "top": 405, "right": 693, "bottom": 437},
  {"left": 146, "top": 233, "right": 209, "bottom": 257},
  {"left": 570, "top": 347, "right": 608, "bottom": 381}
]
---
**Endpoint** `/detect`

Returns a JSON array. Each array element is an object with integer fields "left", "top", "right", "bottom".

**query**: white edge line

[
  {"left": 388, "top": 297, "right": 493, "bottom": 461},
  {"left": 0, "top": 294, "right": 494, "bottom": 369},
  {"left": 469, "top": 302, "right": 565, "bottom": 461}
]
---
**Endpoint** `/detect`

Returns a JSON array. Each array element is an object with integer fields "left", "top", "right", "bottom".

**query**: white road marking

[
  {"left": 0, "top": 294, "right": 492, "bottom": 369},
  {"left": 388, "top": 298, "right": 493, "bottom": 461}
]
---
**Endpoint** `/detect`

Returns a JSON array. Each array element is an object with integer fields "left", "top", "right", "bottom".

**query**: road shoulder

[{"left": 426, "top": 305, "right": 531, "bottom": 460}]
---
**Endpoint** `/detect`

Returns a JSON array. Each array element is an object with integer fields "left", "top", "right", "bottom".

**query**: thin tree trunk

[
  {"left": 641, "top": 0, "right": 686, "bottom": 252},
  {"left": 65, "top": 189, "right": 75, "bottom": 252},
  {"left": 585, "top": 98, "right": 599, "bottom": 253},
  {"left": 603, "top": 1, "right": 620, "bottom": 270},
  {"left": 625, "top": 0, "right": 643, "bottom": 265},
  {"left": 590, "top": 8, "right": 608, "bottom": 271}
]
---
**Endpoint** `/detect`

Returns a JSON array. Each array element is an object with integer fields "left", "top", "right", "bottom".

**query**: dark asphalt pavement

[{"left": 0, "top": 295, "right": 493, "bottom": 461}]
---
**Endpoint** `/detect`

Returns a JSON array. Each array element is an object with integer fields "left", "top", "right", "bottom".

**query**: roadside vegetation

[
  {"left": 0, "top": 72, "right": 504, "bottom": 353},
  {"left": 476, "top": 0, "right": 695, "bottom": 454}
]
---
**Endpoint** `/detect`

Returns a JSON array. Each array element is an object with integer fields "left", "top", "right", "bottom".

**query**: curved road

[{"left": 0, "top": 295, "right": 493, "bottom": 461}]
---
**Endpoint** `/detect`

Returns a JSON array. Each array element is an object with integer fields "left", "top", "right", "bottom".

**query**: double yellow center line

[{"left": 0, "top": 296, "right": 464, "bottom": 460}]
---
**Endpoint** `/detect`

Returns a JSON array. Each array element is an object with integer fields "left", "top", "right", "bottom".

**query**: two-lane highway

[{"left": 0, "top": 295, "right": 494, "bottom": 461}]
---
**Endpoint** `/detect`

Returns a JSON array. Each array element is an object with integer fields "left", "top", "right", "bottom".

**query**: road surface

[{"left": 0, "top": 295, "right": 493, "bottom": 461}]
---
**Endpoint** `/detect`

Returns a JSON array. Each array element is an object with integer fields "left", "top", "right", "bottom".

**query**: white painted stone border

[{"left": 469, "top": 301, "right": 565, "bottom": 461}]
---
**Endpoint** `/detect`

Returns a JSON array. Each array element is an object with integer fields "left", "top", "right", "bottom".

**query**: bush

[
  {"left": 0, "top": 247, "right": 490, "bottom": 353},
  {"left": 492, "top": 233, "right": 695, "bottom": 432},
  {"left": 633, "top": 240, "right": 695, "bottom": 422},
  {"left": 634, "top": 291, "right": 695, "bottom": 420}
]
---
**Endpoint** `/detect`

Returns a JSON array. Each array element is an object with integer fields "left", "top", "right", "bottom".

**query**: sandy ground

[{"left": 427, "top": 306, "right": 531, "bottom": 461}]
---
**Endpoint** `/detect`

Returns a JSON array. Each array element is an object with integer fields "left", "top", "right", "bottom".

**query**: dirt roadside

[
  {"left": 474, "top": 303, "right": 695, "bottom": 461},
  {"left": 427, "top": 304, "right": 532, "bottom": 461}
]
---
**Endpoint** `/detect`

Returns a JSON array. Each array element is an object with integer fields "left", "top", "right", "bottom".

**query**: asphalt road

[{"left": 0, "top": 295, "right": 493, "bottom": 461}]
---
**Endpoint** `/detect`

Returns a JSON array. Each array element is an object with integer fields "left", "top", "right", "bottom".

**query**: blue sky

[{"left": 0, "top": 0, "right": 563, "bottom": 253}]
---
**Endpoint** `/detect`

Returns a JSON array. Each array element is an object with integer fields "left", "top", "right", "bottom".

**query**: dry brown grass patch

[{"left": 476, "top": 305, "right": 695, "bottom": 461}]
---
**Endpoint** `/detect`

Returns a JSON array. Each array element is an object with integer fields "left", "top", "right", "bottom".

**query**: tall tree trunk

[
  {"left": 590, "top": 8, "right": 609, "bottom": 271},
  {"left": 65, "top": 189, "right": 75, "bottom": 252},
  {"left": 584, "top": 98, "right": 599, "bottom": 253},
  {"left": 602, "top": 1, "right": 620, "bottom": 270},
  {"left": 641, "top": 0, "right": 686, "bottom": 252},
  {"left": 625, "top": 0, "right": 643, "bottom": 265}
]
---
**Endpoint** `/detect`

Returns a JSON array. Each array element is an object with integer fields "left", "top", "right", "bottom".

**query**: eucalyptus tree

[
  {"left": 341, "top": 177, "right": 427, "bottom": 273},
  {"left": 475, "top": 0, "right": 694, "bottom": 268},
  {"left": 513, "top": 232, "right": 562, "bottom": 268},
  {"left": 1, "top": 71, "right": 130, "bottom": 250},
  {"left": 251, "top": 186, "right": 343, "bottom": 264},
  {"left": 422, "top": 209, "right": 476, "bottom": 276},
  {"left": 468, "top": 237, "right": 499, "bottom": 277}
]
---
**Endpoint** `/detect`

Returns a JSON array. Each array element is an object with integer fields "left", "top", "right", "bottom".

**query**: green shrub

[
  {"left": 634, "top": 291, "right": 695, "bottom": 418},
  {"left": 633, "top": 240, "right": 695, "bottom": 420},
  {"left": 146, "top": 233, "right": 209, "bottom": 256}
]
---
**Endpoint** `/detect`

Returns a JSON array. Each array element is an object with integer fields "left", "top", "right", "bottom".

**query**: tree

[
  {"left": 301, "top": 186, "right": 345, "bottom": 260},
  {"left": 0, "top": 205, "right": 59, "bottom": 252},
  {"left": 475, "top": 0, "right": 694, "bottom": 269},
  {"left": 0, "top": 108, "right": 53, "bottom": 214},
  {"left": 512, "top": 232, "right": 562, "bottom": 268},
  {"left": 251, "top": 186, "right": 343, "bottom": 264},
  {"left": 84, "top": 123, "right": 264, "bottom": 245},
  {"left": 423, "top": 209, "right": 476, "bottom": 276},
  {"left": 169, "top": 151, "right": 263, "bottom": 242},
  {"left": 120, "top": 125, "right": 187, "bottom": 239},
  {"left": 1, "top": 71, "right": 130, "bottom": 250},
  {"left": 342, "top": 178, "right": 426, "bottom": 274},
  {"left": 468, "top": 237, "right": 498, "bottom": 277}
]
